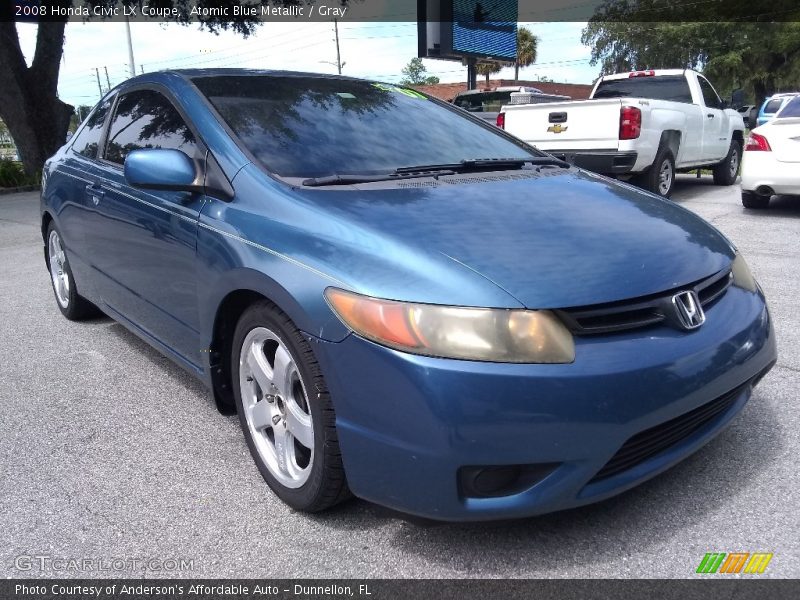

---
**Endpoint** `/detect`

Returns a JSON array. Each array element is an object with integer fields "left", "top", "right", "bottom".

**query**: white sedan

[{"left": 741, "top": 95, "right": 800, "bottom": 208}]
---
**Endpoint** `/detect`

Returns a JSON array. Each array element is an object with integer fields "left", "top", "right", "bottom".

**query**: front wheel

[
  {"left": 713, "top": 140, "right": 742, "bottom": 186},
  {"left": 232, "top": 300, "right": 350, "bottom": 512},
  {"left": 636, "top": 147, "right": 675, "bottom": 198}
]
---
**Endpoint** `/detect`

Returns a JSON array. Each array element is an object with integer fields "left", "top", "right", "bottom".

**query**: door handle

[
  {"left": 707, "top": 113, "right": 715, "bottom": 119},
  {"left": 85, "top": 184, "right": 105, "bottom": 206}
]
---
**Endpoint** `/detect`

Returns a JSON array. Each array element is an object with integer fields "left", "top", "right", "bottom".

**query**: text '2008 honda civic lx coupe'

[{"left": 41, "top": 70, "right": 776, "bottom": 521}]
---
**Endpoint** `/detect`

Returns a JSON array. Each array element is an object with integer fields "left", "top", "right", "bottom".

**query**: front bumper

[
  {"left": 546, "top": 150, "right": 638, "bottom": 175},
  {"left": 312, "top": 285, "right": 776, "bottom": 521}
]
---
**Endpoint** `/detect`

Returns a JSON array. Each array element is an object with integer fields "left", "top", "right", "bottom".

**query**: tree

[
  {"left": 581, "top": 2, "right": 800, "bottom": 108},
  {"left": 399, "top": 57, "right": 440, "bottom": 86},
  {"left": 514, "top": 27, "right": 538, "bottom": 82},
  {"left": 0, "top": 0, "right": 304, "bottom": 178},
  {"left": 476, "top": 61, "right": 503, "bottom": 86},
  {"left": 69, "top": 105, "right": 93, "bottom": 132}
]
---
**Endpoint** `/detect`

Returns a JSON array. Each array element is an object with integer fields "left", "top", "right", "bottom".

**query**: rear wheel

[
  {"left": 741, "top": 190, "right": 770, "bottom": 209},
  {"left": 232, "top": 300, "right": 350, "bottom": 512},
  {"left": 713, "top": 140, "right": 741, "bottom": 186},
  {"left": 637, "top": 147, "right": 675, "bottom": 198},
  {"left": 46, "top": 223, "right": 97, "bottom": 320}
]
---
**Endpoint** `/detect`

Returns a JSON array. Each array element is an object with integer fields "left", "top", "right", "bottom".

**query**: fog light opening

[{"left": 458, "top": 463, "right": 559, "bottom": 499}]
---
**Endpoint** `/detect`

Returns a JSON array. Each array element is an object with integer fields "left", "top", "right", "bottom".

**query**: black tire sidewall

[
  {"left": 46, "top": 223, "right": 83, "bottom": 320},
  {"left": 644, "top": 149, "right": 675, "bottom": 198},
  {"left": 714, "top": 141, "right": 741, "bottom": 186},
  {"left": 231, "top": 302, "right": 331, "bottom": 510}
]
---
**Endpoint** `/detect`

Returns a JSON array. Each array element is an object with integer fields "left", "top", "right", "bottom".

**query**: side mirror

[{"left": 124, "top": 149, "right": 202, "bottom": 194}]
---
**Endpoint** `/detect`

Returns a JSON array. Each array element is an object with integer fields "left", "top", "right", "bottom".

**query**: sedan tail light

[
  {"left": 619, "top": 106, "right": 641, "bottom": 140},
  {"left": 496, "top": 112, "right": 505, "bottom": 129},
  {"left": 744, "top": 133, "right": 771, "bottom": 151}
]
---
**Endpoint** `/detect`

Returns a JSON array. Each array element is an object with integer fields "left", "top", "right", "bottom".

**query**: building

[{"left": 412, "top": 79, "right": 594, "bottom": 102}]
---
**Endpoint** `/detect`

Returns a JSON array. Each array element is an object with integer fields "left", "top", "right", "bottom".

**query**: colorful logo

[
  {"left": 696, "top": 552, "right": 773, "bottom": 574},
  {"left": 547, "top": 124, "right": 568, "bottom": 134}
]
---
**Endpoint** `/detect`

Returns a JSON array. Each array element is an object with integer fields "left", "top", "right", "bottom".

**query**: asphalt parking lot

[{"left": 1, "top": 177, "right": 798, "bottom": 579}]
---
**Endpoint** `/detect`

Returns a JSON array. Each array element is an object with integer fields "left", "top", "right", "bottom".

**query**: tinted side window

[
  {"left": 104, "top": 89, "right": 197, "bottom": 165},
  {"left": 698, "top": 78, "right": 721, "bottom": 109},
  {"left": 777, "top": 96, "right": 800, "bottom": 118},
  {"left": 71, "top": 99, "right": 112, "bottom": 159},
  {"left": 593, "top": 76, "right": 692, "bottom": 103},
  {"left": 764, "top": 98, "right": 783, "bottom": 114}
]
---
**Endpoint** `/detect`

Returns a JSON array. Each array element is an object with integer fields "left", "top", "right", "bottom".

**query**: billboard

[{"left": 418, "top": 0, "right": 518, "bottom": 63}]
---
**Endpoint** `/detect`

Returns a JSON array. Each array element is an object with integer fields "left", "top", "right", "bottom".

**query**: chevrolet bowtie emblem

[{"left": 547, "top": 124, "right": 568, "bottom": 133}]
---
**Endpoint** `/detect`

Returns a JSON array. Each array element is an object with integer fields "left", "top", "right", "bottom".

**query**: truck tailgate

[{"left": 502, "top": 99, "right": 623, "bottom": 151}]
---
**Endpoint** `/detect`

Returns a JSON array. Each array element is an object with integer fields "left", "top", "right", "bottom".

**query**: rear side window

[
  {"left": 777, "top": 96, "right": 800, "bottom": 118},
  {"left": 455, "top": 91, "right": 512, "bottom": 112},
  {"left": 763, "top": 98, "right": 784, "bottom": 114},
  {"left": 593, "top": 75, "right": 693, "bottom": 103},
  {"left": 71, "top": 98, "right": 112, "bottom": 159},
  {"left": 104, "top": 89, "right": 197, "bottom": 165},
  {"left": 698, "top": 77, "right": 722, "bottom": 109}
]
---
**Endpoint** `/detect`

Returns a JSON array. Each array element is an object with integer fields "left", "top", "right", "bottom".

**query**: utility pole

[
  {"left": 333, "top": 19, "right": 342, "bottom": 74},
  {"left": 103, "top": 66, "right": 111, "bottom": 92},
  {"left": 125, "top": 15, "right": 136, "bottom": 77},
  {"left": 95, "top": 68, "right": 103, "bottom": 98}
]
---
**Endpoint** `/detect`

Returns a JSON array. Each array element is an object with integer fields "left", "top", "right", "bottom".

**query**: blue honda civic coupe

[{"left": 41, "top": 70, "right": 776, "bottom": 521}]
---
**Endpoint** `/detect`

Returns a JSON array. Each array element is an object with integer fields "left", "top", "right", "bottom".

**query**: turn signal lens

[
  {"left": 731, "top": 253, "right": 757, "bottom": 292},
  {"left": 325, "top": 288, "right": 575, "bottom": 363}
]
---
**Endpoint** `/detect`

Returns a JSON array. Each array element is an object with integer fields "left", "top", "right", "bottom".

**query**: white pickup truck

[{"left": 499, "top": 69, "right": 745, "bottom": 197}]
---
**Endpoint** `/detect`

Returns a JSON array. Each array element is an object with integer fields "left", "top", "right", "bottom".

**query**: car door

[
  {"left": 83, "top": 87, "right": 207, "bottom": 369},
  {"left": 697, "top": 76, "right": 728, "bottom": 161}
]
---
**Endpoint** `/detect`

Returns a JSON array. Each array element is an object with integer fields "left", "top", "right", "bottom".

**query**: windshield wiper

[
  {"left": 302, "top": 169, "right": 457, "bottom": 187},
  {"left": 302, "top": 157, "right": 569, "bottom": 187},
  {"left": 395, "top": 157, "right": 569, "bottom": 174}
]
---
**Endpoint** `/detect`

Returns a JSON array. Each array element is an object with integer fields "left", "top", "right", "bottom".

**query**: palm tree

[
  {"left": 476, "top": 61, "right": 503, "bottom": 86},
  {"left": 515, "top": 27, "right": 539, "bottom": 82}
]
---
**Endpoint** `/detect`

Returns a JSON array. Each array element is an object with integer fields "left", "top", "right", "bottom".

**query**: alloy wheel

[
  {"left": 48, "top": 230, "right": 70, "bottom": 308},
  {"left": 238, "top": 327, "right": 314, "bottom": 488}
]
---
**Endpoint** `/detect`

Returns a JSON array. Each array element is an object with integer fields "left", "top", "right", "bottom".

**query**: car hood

[{"left": 293, "top": 169, "right": 734, "bottom": 309}]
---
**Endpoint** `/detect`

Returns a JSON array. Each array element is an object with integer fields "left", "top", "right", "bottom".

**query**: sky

[{"left": 16, "top": 20, "right": 599, "bottom": 108}]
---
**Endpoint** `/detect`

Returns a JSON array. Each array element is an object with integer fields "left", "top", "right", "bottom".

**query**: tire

[
  {"left": 636, "top": 147, "right": 675, "bottom": 198},
  {"left": 231, "top": 299, "right": 350, "bottom": 512},
  {"left": 46, "top": 223, "right": 98, "bottom": 320},
  {"left": 713, "top": 140, "right": 742, "bottom": 186},
  {"left": 741, "top": 190, "right": 770, "bottom": 209}
]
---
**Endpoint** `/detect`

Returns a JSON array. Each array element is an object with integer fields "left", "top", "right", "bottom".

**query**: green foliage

[
  {"left": 582, "top": 5, "right": 800, "bottom": 105},
  {"left": 399, "top": 58, "right": 440, "bottom": 85},
  {"left": 0, "top": 159, "right": 39, "bottom": 188},
  {"left": 515, "top": 26, "right": 538, "bottom": 79}
]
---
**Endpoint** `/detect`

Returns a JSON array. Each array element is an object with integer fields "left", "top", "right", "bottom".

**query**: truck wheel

[
  {"left": 713, "top": 141, "right": 741, "bottom": 186},
  {"left": 637, "top": 148, "right": 675, "bottom": 198},
  {"left": 741, "top": 190, "right": 769, "bottom": 209}
]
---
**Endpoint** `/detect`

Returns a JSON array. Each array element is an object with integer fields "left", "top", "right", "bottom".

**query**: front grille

[
  {"left": 556, "top": 268, "right": 733, "bottom": 335},
  {"left": 588, "top": 380, "right": 751, "bottom": 483}
]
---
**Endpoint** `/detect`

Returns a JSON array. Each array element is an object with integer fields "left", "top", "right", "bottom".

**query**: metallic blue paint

[
  {"left": 124, "top": 148, "right": 198, "bottom": 191},
  {"left": 41, "top": 70, "right": 777, "bottom": 521}
]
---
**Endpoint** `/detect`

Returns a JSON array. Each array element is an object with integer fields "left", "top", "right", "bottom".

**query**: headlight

[
  {"left": 325, "top": 288, "right": 575, "bottom": 363},
  {"left": 731, "top": 253, "right": 757, "bottom": 292}
]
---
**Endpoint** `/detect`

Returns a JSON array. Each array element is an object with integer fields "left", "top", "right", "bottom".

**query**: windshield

[
  {"left": 776, "top": 96, "right": 800, "bottom": 118},
  {"left": 593, "top": 75, "right": 693, "bottom": 103},
  {"left": 193, "top": 75, "right": 537, "bottom": 179}
]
